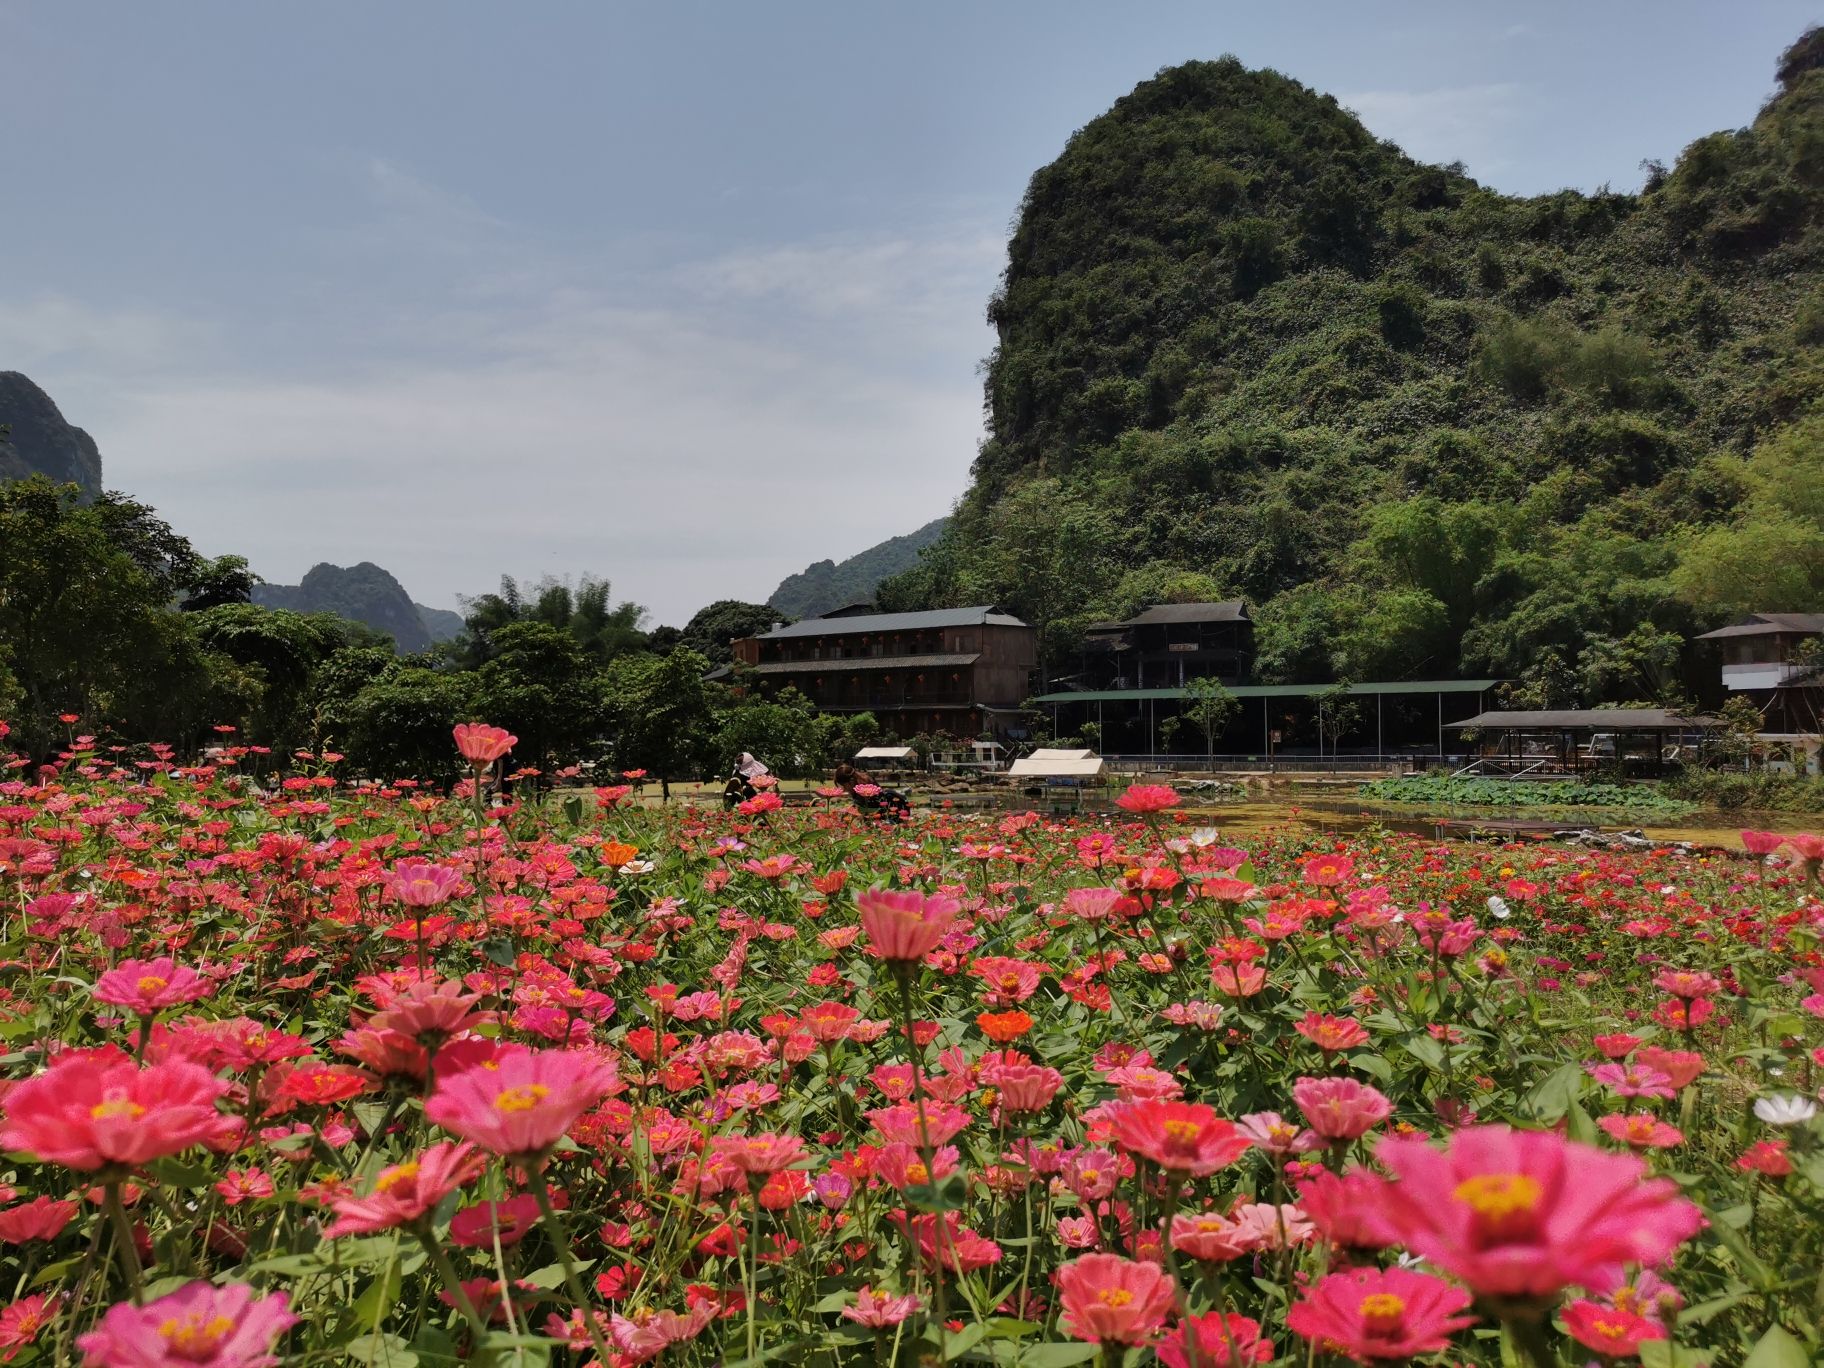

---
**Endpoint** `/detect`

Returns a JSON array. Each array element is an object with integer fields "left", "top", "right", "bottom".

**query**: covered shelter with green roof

[{"left": 1028, "top": 679, "right": 1499, "bottom": 767}]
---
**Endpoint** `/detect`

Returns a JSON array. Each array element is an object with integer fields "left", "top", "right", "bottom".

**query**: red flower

[
  {"left": 1157, "top": 1311, "right": 1274, "bottom": 1367},
  {"left": 1286, "top": 1266, "right": 1474, "bottom": 1360},
  {"left": 1106, "top": 1100, "right": 1251, "bottom": 1175},
  {"left": 1113, "top": 784, "right": 1180, "bottom": 814}
]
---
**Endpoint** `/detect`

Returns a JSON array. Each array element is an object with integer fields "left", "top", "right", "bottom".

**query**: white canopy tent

[
  {"left": 854, "top": 746, "right": 916, "bottom": 765},
  {"left": 1007, "top": 748, "right": 1107, "bottom": 780}
]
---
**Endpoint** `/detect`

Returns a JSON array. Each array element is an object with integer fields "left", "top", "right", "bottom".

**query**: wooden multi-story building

[
  {"left": 1696, "top": 612, "right": 1824, "bottom": 731},
  {"left": 729, "top": 605, "right": 1038, "bottom": 739},
  {"left": 1077, "top": 601, "right": 1254, "bottom": 689}
]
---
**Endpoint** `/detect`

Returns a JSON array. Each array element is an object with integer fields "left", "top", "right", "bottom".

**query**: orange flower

[
  {"left": 600, "top": 842, "right": 640, "bottom": 868},
  {"left": 977, "top": 1010, "right": 1033, "bottom": 1043}
]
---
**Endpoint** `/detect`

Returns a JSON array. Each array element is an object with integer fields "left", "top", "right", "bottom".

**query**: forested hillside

[
  {"left": 884, "top": 31, "right": 1824, "bottom": 703},
  {"left": 768, "top": 516, "right": 949, "bottom": 618}
]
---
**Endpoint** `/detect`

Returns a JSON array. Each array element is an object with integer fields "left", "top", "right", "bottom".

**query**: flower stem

[
  {"left": 416, "top": 1226, "right": 488, "bottom": 1341},
  {"left": 531, "top": 1173, "right": 615, "bottom": 1368},
  {"left": 102, "top": 1181, "right": 143, "bottom": 1305}
]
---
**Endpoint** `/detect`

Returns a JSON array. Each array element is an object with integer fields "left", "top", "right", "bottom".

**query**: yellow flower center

[
  {"left": 1591, "top": 1318, "right": 1631, "bottom": 1342},
  {"left": 1454, "top": 1172, "right": 1542, "bottom": 1223},
  {"left": 136, "top": 975, "right": 169, "bottom": 995},
  {"left": 90, "top": 1098, "right": 146, "bottom": 1122},
  {"left": 1097, "top": 1289, "right": 1134, "bottom": 1308},
  {"left": 160, "top": 1312, "right": 237, "bottom": 1357},
  {"left": 494, "top": 1083, "right": 550, "bottom": 1112},
  {"left": 905, "top": 1162, "right": 929, "bottom": 1184},
  {"left": 1359, "top": 1293, "right": 1406, "bottom": 1331},
  {"left": 374, "top": 1161, "right": 421, "bottom": 1195},
  {"left": 1162, "top": 1119, "right": 1202, "bottom": 1143}
]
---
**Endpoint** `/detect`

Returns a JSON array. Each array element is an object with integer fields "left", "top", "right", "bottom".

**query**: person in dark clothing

[{"left": 832, "top": 762, "right": 912, "bottom": 823}]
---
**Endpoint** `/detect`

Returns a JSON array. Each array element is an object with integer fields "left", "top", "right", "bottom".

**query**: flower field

[{"left": 0, "top": 726, "right": 1821, "bottom": 1367}]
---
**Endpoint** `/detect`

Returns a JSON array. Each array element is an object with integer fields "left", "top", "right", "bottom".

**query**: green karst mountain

[
  {"left": 0, "top": 372, "right": 103, "bottom": 498},
  {"left": 254, "top": 563, "right": 463, "bottom": 654},
  {"left": 883, "top": 31, "right": 1824, "bottom": 701},
  {"left": 768, "top": 516, "right": 950, "bottom": 618}
]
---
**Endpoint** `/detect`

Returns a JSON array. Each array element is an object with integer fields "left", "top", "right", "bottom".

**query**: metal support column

[
  {"left": 1436, "top": 692, "right": 1444, "bottom": 760},
  {"left": 1377, "top": 693, "right": 1384, "bottom": 762}
]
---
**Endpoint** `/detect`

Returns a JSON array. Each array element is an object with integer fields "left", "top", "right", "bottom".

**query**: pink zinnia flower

[
  {"left": 0, "top": 1196, "right": 77, "bottom": 1244},
  {"left": 608, "top": 1304, "right": 715, "bottom": 1363},
  {"left": 1740, "top": 829, "right": 1785, "bottom": 855},
  {"left": 452, "top": 723, "right": 516, "bottom": 768},
  {"left": 856, "top": 888, "right": 960, "bottom": 963},
  {"left": 323, "top": 1142, "right": 485, "bottom": 1237},
  {"left": 981, "top": 1059, "right": 1064, "bottom": 1113},
  {"left": 383, "top": 861, "right": 464, "bottom": 909},
  {"left": 0, "top": 1055, "right": 229, "bottom": 1172},
  {"left": 1293, "top": 1012, "right": 1369, "bottom": 1054},
  {"left": 1237, "top": 1111, "right": 1321, "bottom": 1154},
  {"left": 1156, "top": 1312, "right": 1274, "bottom": 1368},
  {"left": 1169, "top": 1210, "right": 1254, "bottom": 1262},
  {"left": 1376, "top": 1125, "right": 1705, "bottom": 1303},
  {"left": 0, "top": 1292, "right": 60, "bottom": 1362},
  {"left": 1560, "top": 1300, "right": 1667, "bottom": 1358},
  {"left": 1293, "top": 1075, "right": 1392, "bottom": 1141},
  {"left": 1107, "top": 1100, "right": 1251, "bottom": 1175},
  {"left": 77, "top": 1282, "right": 297, "bottom": 1368},
  {"left": 708, "top": 1132, "right": 807, "bottom": 1176},
  {"left": 424, "top": 1047, "right": 618, "bottom": 1164},
  {"left": 1113, "top": 784, "right": 1180, "bottom": 814},
  {"left": 841, "top": 1286, "right": 919, "bottom": 1328},
  {"left": 368, "top": 977, "right": 484, "bottom": 1042},
  {"left": 1586, "top": 1062, "right": 1676, "bottom": 1100},
  {"left": 1632, "top": 1047, "right": 1704, "bottom": 1089},
  {"left": 1296, "top": 1169, "right": 1399, "bottom": 1250},
  {"left": 449, "top": 1194, "right": 543, "bottom": 1248},
  {"left": 92, "top": 957, "right": 214, "bottom": 1014},
  {"left": 1063, "top": 887, "right": 1124, "bottom": 921},
  {"left": 1286, "top": 1266, "right": 1474, "bottom": 1360},
  {"left": 1054, "top": 1253, "right": 1177, "bottom": 1345}
]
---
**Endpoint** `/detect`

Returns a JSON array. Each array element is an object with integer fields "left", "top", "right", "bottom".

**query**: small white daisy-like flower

[
  {"left": 1190, "top": 827, "right": 1220, "bottom": 848},
  {"left": 1753, "top": 1094, "right": 1818, "bottom": 1127},
  {"left": 1486, "top": 895, "right": 1511, "bottom": 920}
]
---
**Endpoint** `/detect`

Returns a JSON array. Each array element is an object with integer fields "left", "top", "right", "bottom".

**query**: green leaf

[
  {"left": 146, "top": 1157, "right": 214, "bottom": 1189},
  {"left": 1349, "top": 1050, "right": 1393, "bottom": 1083},
  {"left": 1743, "top": 1324, "right": 1812, "bottom": 1368},
  {"left": 1004, "top": 1345, "right": 1100, "bottom": 1367},
  {"left": 1639, "top": 1342, "right": 1712, "bottom": 1368},
  {"left": 1519, "top": 1061, "right": 1584, "bottom": 1123},
  {"left": 1402, "top": 1032, "right": 1445, "bottom": 1070},
  {"left": 342, "top": 1334, "right": 418, "bottom": 1368}
]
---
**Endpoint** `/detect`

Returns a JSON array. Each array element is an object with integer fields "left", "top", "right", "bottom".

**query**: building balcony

[{"left": 1722, "top": 662, "right": 1819, "bottom": 691}]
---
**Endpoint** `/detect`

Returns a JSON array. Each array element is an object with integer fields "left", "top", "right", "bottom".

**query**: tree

[
  {"left": 187, "top": 604, "right": 354, "bottom": 749},
  {"left": 1181, "top": 677, "right": 1239, "bottom": 760},
  {"left": 468, "top": 622, "right": 606, "bottom": 769},
  {"left": 181, "top": 555, "right": 259, "bottom": 611},
  {"left": 677, "top": 600, "right": 783, "bottom": 665},
  {"left": 601, "top": 649, "right": 719, "bottom": 797},
  {"left": 0, "top": 478, "right": 226, "bottom": 755},
  {"left": 344, "top": 667, "right": 471, "bottom": 785},
  {"left": 1313, "top": 682, "right": 1364, "bottom": 760},
  {"left": 455, "top": 575, "right": 647, "bottom": 667}
]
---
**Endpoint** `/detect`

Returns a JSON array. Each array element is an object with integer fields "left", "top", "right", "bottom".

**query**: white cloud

[
  {"left": 6, "top": 153, "right": 1004, "bottom": 624},
  {"left": 1339, "top": 83, "right": 1528, "bottom": 179}
]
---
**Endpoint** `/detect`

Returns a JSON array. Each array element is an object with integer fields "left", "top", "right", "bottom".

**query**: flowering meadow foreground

[{"left": 0, "top": 725, "right": 1821, "bottom": 1368}]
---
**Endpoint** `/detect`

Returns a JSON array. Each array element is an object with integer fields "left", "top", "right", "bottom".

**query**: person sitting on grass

[{"left": 832, "top": 762, "right": 911, "bottom": 823}]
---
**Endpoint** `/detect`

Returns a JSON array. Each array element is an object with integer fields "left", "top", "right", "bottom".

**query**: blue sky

[{"left": 2, "top": 1, "right": 1814, "bottom": 624}]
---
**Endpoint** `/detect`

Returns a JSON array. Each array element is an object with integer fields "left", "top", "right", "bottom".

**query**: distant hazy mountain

[
  {"left": 0, "top": 371, "right": 103, "bottom": 498},
  {"left": 255, "top": 562, "right": 463, "bottom": 653},
  {"left": 767, "top": 517, "right": 949, "bottom": 619}
]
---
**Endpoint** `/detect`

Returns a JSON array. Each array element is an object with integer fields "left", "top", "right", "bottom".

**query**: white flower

[
  {"left": 1486, "top": 895, "right": 1511, "bottom": 920},
  {"left": 1190, "top": 827, "right": 1220, "bottom": 848},
  {"left": 1753, "top": 1094, "right": 1818, "bottom": 1127},
  {"left": 618, "top": 860, "right": 655, "bottom": 876}
]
